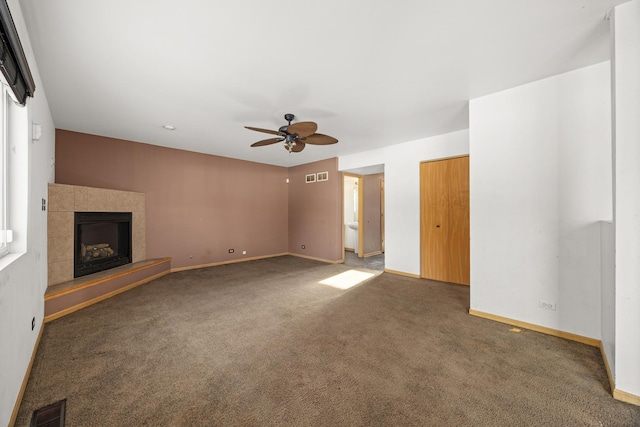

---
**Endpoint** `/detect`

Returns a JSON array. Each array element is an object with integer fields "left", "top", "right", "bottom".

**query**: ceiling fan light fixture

[{"left": 284, "top": 140, "right": 294, "bottom": 152}]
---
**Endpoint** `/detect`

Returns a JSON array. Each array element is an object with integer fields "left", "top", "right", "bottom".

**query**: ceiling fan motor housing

[{"left": 280, "top": 114, "right": 295, "bottom": 133}]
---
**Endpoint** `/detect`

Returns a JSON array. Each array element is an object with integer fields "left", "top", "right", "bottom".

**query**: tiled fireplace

[{"left": 48, "top": 184, "right": 146, "bottom": 286}]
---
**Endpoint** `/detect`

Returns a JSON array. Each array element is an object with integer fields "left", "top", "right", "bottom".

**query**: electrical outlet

[
  {"left": 539, "top": 300, "right": 556, "bottom": 311},
  {"left": 301, "top": 245, "right": 305, "bottom": 249},
  {"left": 41, "top": 198, "right": 46, "bottom": 211},
  {"left": 228, "top": 249, "right": 234, "bottom": 253}
]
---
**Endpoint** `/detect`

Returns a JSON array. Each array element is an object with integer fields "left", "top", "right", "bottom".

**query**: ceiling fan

[{"left": 245, "top": 113, "right": 338, "bottom": 153}]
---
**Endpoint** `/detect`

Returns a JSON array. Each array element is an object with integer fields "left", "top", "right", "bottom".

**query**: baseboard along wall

[
  {"left": 9, "top": 320, "right": 44, "bottom": 427},
  {"left": 384, "top": 269, "right": 420, "bottom": 279},
  {"left": 469, "top": 308, "right": 640, "bottom": 407},
  {"left": 171, "top": 252, "right": 342, "bottom": 273}
]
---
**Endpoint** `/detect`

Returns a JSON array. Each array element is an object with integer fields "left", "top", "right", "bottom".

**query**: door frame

[
  {"left": 343, "top": 172, "right": 364, "bottom": 258},
  {"left": 380, "top": 178, "right": 385, "bottom": 253}
]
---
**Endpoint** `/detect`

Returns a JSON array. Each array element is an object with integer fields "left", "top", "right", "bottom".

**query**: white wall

[
  {"left": 600, "top": 221, "right": 615, "bottom": 380},
  {"left": 612, "top": 0, "right": 640, "bottom": 398},
  {"left": 0, "top": 0, "right": 55, "bottom": 425},
  {"left": 469, "top": 62, "right": 612, "bottom": 340},
  {"left": 339, "top": 130, "right": 469, "bottom": 275}
]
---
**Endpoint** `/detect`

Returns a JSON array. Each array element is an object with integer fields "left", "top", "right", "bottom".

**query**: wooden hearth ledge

[{"left": 44, "top": 258, "right": 171, "bottom": 323}]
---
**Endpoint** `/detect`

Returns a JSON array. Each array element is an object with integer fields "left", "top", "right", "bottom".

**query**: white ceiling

[{"left": 19, "top": 0, "right": 624, "bottom": 167}]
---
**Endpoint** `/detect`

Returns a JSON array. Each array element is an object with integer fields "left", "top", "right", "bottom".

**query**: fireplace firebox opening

[{"left": 74, "top": 212, "right": 132, "bottom": 278}]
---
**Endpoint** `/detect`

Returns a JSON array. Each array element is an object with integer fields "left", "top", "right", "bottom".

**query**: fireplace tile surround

[{"left": 48, "top": 184, "right": 146, "bottom": 286}]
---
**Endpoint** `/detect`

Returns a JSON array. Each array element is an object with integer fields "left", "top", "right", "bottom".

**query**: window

[
  {"left": 0, "top": 80, "right": 29, "bottom": 261},
  {"left": 0, "top": 0, "right": 35, "bottom": 261},
  {"left": 0, "top": 83, "right": 7, "bottom": 258}
]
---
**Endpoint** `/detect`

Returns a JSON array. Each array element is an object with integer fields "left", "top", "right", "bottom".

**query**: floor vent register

[{"left": 30, "top": 399, "right": 66, "bottom": 427}]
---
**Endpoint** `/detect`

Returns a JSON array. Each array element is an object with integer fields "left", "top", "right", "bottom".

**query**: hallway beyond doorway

[{"left": 343, "top": 251, "right": 384, "bottom": 271}]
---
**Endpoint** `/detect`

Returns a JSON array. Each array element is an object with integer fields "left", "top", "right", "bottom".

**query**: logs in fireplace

[{"left": 74, "top": 212, "right": 132, "bottom": 278}]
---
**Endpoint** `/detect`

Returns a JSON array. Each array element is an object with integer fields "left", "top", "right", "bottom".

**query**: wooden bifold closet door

[{"left": 420, "top": 156, "right": 470, "bottom": 285}]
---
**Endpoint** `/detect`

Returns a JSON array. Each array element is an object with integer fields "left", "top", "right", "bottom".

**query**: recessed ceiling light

[{"left": 163, "top": 125, "right": 176, "bottom": 131}]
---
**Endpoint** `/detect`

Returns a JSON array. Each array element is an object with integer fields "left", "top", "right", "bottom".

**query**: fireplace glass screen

[{"left": 74, "top": 212, "right": 132, "bottom": 278}]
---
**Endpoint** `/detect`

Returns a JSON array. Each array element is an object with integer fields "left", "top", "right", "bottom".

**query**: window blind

[{"left": 0, "top": 0, "right": 34, "bottom": 105}]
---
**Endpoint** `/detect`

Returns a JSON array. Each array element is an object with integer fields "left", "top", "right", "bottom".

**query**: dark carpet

[{"left": 16, "top": 256, "right": 640, "bottom": 426}]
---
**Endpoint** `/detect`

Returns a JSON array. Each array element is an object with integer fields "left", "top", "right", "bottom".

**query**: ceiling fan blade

[
  {"left": 302, "top": 133, "right": 338, "bottom": 145},
  {"left": 245, "top": 126, "right": 283, "bottom": 136},
  {"left": 287, "top": 121, "right": 317, "bottom": 137},
  {"left": 251, "top": 137, "right": 284, "bottom": 147},
  {"left": 291, "top": 141, "right": 306, "bottom": 152}
]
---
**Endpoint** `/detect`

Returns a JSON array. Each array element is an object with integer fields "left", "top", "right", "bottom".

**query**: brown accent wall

[
  {"left": 55, "top": 130, "right": 289, "bottom": 269},
  {"left": 363, "top": 173, "right": 383, "bottom": 255},
  {"left": 287, "top": 158, "right": 343, "bottom": 262}
]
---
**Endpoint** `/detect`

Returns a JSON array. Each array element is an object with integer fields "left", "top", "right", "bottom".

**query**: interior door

[{"left": 420, "top": 156, "right": 470, "bottom": 285}]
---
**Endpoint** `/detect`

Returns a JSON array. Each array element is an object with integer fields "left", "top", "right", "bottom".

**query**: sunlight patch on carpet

[{"left": 319, "top": 269, "right": 375, "bottom": 290}]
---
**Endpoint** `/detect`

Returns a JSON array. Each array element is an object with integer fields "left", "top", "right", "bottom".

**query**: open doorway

[
  {"left": 343, "top": 174, "right": 361, "bottom": 255},
  {"left": 342, "top": 166, "right": 385, "bottom": 270}
]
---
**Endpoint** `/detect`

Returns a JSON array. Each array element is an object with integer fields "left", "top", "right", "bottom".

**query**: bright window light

[
  {"left": 319, "top": 270, "right": 375, "bottom": 290},
  {"left": 0, "top": 85, "right": 7, "bottom": 258}
]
